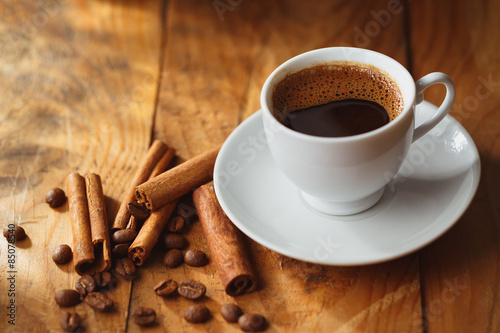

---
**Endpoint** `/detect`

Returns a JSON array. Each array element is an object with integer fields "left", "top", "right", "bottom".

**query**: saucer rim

[{"left": 214, "top": 103, "right": 481, "bottom": 266}]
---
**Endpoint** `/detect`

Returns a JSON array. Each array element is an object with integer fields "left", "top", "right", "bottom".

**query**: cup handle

[{"left": 413, "top": 72, "right": 456, "bottom": 142}]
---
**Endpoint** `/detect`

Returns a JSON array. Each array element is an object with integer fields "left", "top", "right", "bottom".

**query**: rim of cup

[{"left": 260, "top": 47, "right": 416, "bottom": 143}]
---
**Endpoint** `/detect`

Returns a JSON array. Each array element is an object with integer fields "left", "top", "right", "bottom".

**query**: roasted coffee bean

[
  {"left": 154, "top": 279, "right": 178, "bottom": 297},
  {"left": 132, "top": 307, "right": 156, "bottom": 326},
  {"left": 46, "top": 187, "right": 67, "bottom": 208},
  {"left": 184, "top": 249, "right": 208, "bottom": 267},
  {"left": 93, "top": 271, "right": 114, "bottom": 289},
  {"left": 112, "top": 242, "right": 131, "bottom": 258},
  {"left": 163, "top": 249, "right": 183, "bottom": 268},
  {"left": 3, "top": 225, "right": 26, "bottom": 242},
  {"left": 85, "top": 292, "right": 113, "bottom": 312},
  {"left": 112, "top": 229, "right": 138, "bottom": 244},
  {"left": 55, "top": 289, "right": 81, "bottom": 307},
  {"left": 164, "top": 234, "right": 189, "bottom": 249},
  {"left": 127, "top": 202, "right": 151, "bottom": 220},
  {"left": 166, "top": 216, "right": 185, "bottom": 233},
  {"left": 221, "top": 303, "right": 243, "bottom": 323},
  {"left": 238, "top": 313, "right": 267, "bottom": 332},
  {"left": 178, "top": 279, "right": 206, "bottom": 301},
  {"left": 52, "top": 244, "right": 73, "bottom": 265},
  {"left": 184, "top": 304, "right": 211, "bottom": 323},
  {"left": 2, "top": 227, "right": 8, "bottom": 240},
  {"left": 115, "top": 257, "right": 136, "bottom": 279},
  {"left": 60, "top": 312, "right": 81, "bottom": 332},
  {"left": 75, "top": 274, "right": 97, "bottom": 296}
]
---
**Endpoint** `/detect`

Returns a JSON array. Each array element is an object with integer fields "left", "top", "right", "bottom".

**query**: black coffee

[
  {"left": 272, "top": 62, "right": 403, "bottom": 137},
  {"left": 284, "top": 99, "right": 389, "bottom": 137}
]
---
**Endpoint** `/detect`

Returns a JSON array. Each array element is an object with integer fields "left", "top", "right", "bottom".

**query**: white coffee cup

[{"left": 261, "top": 47, "right": 455, "bottom": 215}]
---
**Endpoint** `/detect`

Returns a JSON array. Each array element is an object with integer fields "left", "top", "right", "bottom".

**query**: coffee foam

[{"left": 272, "top": 61, "right": 404, "bottom": 123}]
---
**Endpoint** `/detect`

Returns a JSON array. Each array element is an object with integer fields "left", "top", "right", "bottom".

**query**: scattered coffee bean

[
  {"left": 154, "top": 279, "right": 178, "bottom": 297},
  {"left": 115, "top": 257, "right": 136, "bottom": 280},
  {"left": 112, "top": 229, "right": 138, "bottom": 244},
  {"left": 127, "top": 202, "right": 151, "bottom": 220},
  {"left": 178, "top": 279, "right": 206, "bottom": 301},
  {"left": 3, "top": 225, "right": 26, "bottom": 242},
  {"left": 46, "top": 187, "right": 67, "bottom": 208},
  {"left": 112, "top": 242, "right": 131, "bottom": 258},
  {"left": 166, "top": 216, "right": 185, "bottom": 233},
  {"left": 221, "top": 303, "right": 243, "bottom": 323},
  {"left": 93, "top": 271, "right": 114, "bottom": 289},
  {"left": 75, "top": 274, "right": 97, "bottom": 297},
  {"left": 163, "top": 249, "right": 183, "bottom": 268},
  {"left": 52, "top": 244, "right": 73, "bottom": 265},
  {"left": 164, "top": 234, "right": 189, "bottom": 249},
  {"left": 60, "top": 312, "right": 81, "bottom": 332},
  {"left": 55, "top": 289, "right": 81, "bottom": 307},
  {"left": 238, "top": 313, "right": 267, "bottom": 332},
  {"left": 85, "top": 292, "right": 114, "bottom": 312},
  {"left": 184, "top": 304, "right": 211, "bottom": 323},
  {"left": 132, "top": 307, "right": 156, "bottom": 326},
  {"left": 184, "top": 249, "right": 208, "bottom": 267}
]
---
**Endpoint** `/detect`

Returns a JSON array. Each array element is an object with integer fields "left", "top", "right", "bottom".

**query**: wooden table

[{"left": 1, "top": 0, "right": 498, "bottom": 332}]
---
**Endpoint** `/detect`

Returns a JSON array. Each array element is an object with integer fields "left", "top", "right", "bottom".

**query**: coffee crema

[{"left": 272, "top": 62, "right": 404, "bottom": 137}]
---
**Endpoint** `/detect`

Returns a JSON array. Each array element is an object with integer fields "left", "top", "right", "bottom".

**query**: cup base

[{"left": 301, "top": 188, "right": 385, "bottom": 216}]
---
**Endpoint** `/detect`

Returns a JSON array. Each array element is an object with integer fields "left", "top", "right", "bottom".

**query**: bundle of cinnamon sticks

[
  {"left": 68, "top": 139, "right": 257, "bottom": 296},
  {"left": 111, "top": 140, "right": 221, "bottom": 267},
  {"left": 67, "top": 173, "right": 111, "bottom": 276}
]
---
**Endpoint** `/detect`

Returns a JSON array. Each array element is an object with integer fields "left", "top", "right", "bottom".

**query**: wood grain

[
  {"left": 0, "top": 0, "right": 163, "bottom": 332},
  {"left": 410, "top": 0, "right": 500, "bottom": 332}
]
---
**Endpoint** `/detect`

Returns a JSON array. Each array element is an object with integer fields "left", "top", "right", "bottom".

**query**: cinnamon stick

[
  {"left": 128, "top": 200, "right": 178, "bottom": 266},
  {"left": 67, "top": 172, "right": 94, "bottom": 276},
  {"left": 193, "top": 182, "right": 257, "bottom": 296},
  {"left": 126, "top": 149, "right": 176, "bottom": 230},
  {"left": 112, "top": 140, "right": 175, "bottom": 231},
  {"left": 85, "top": 173, "right": 112, "bottom": 274},
  {"left": 135, "top": 145, "right": 221, "bottom": 211},
  {"left": 126, "top": 148, "right": 180, "bottom": 265},
  {"left": 150, "top": 147, "right": 176, "bottom": 179}
]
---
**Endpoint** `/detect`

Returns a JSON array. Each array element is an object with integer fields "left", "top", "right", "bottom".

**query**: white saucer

[{"left": 213, "top": 101, "right": 481, "bottom": 266}]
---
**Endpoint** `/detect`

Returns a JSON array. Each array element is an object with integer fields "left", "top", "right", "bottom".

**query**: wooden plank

[
  {"left": 410, "top": 0, "right": 500, "bottom": 332},
  {"left": 0, "top": 1, "right": 163, "bottom": 332},
  {"left": 145, "top": 0, "right": 422, "bottom": 332}
]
